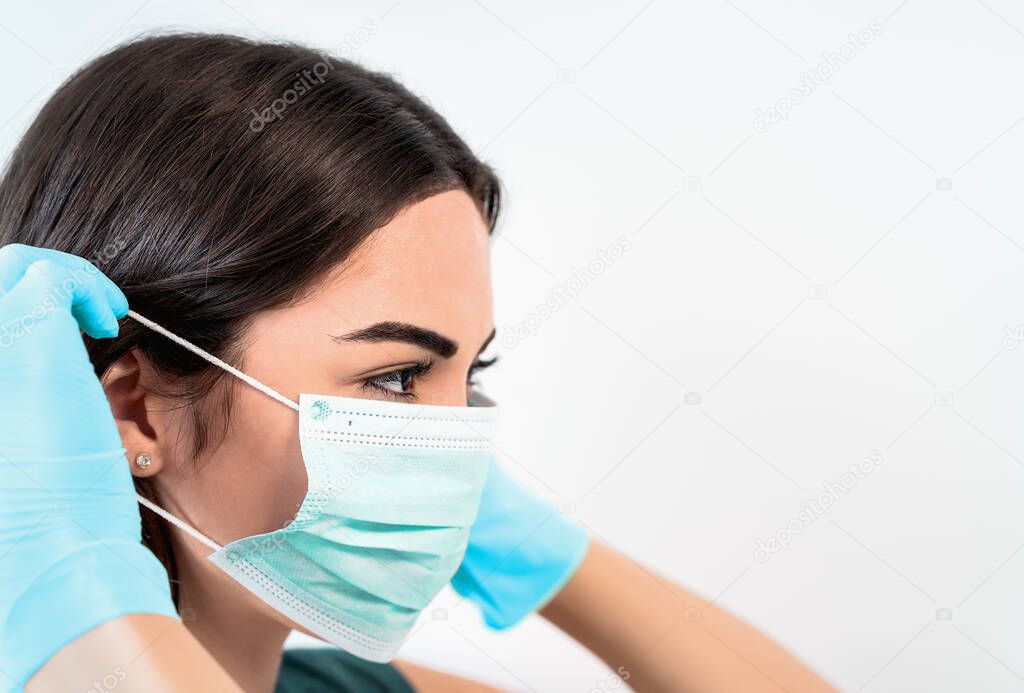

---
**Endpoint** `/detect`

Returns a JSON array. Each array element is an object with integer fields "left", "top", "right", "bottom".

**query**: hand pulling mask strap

[{"left": 124, "top": 310, "right": 499, "bottom": 662}]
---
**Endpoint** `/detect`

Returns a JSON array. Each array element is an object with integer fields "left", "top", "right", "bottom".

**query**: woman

[{"left": 0, "top": 34, "right": 833, "bottom": 692}]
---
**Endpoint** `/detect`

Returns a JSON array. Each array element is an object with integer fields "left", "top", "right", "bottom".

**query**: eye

[
  {"left": 364, "top": 361, "right": 432, "bottom": 400},
  {"left": 467, "top": 355, "right": 499, "bottom": 387}
]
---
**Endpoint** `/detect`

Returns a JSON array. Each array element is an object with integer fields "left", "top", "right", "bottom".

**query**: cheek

[{"left": 177, "top": 387, "right": 307, "bottom": 544}]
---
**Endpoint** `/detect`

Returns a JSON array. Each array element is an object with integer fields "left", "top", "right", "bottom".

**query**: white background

[{"left": 1, "top": 2, "right": 1023, "bottom": 691}]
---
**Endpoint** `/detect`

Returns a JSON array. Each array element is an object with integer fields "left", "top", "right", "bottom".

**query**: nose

[{"left": 421, "top": 379, "right": 469, "bottom": 407}]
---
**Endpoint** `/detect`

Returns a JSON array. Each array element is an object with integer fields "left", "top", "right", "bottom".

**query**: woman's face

[{"left": 125, "top": 189, "right": 495, "bottom": 624}]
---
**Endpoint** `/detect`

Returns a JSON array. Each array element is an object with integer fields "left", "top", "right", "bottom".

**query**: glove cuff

[
  {"left": 454, "top": 508, "right": 591, "bottom": 630},
  {"left": 486, "top": 526, "right": 591, "bottom": 630}
]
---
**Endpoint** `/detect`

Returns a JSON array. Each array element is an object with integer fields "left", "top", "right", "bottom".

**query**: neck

[{"left": 174, "top": 540, "right": 293, "bottom": 693}]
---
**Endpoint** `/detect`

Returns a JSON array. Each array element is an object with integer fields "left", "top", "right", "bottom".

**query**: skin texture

[{"left": 30, "top": 190, "right": 835, "bottom": 692}]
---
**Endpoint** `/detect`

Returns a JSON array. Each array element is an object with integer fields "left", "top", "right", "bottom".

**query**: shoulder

[{"left": 276, "top": 647, "right": 415, "bottom": 693}]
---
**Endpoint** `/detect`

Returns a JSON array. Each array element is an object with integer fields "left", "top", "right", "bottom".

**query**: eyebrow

[
  {"left": 333, "top": 322, "right": 456, "bottom": 357},
  {"left": 332, "top": 322, "right": 494, "bottom": 359}
]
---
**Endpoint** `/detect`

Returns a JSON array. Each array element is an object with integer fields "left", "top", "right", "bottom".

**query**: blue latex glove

[
  {"left": 452, "top": 457, "right": 591, "bottom": 629},
  {"left": 0, "top": 244, "right": 176, "bottom": 690}
]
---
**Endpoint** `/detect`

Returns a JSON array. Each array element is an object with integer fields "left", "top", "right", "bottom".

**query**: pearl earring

[{"left": 134, "top": 452, "right": 153, "bottom": 470}]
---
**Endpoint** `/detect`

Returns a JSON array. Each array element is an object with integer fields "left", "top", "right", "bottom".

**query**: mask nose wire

[{"left": 125, "top": 310, "right": 300, "bottom": 412}]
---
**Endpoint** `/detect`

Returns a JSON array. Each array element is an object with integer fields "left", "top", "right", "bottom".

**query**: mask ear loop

[
  {"left": 136, "top": 495, "right": 222, "bottom": 551},
  {"left": 125, "top": 310, "right": 299, "bottom": 412},
  {"left": 122, "top": 310, "right": 301, "bottom": 552}
]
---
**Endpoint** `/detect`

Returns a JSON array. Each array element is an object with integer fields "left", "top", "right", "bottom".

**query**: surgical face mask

[{"left": 127, "top": 311, "right": 498, "bottom": 662}]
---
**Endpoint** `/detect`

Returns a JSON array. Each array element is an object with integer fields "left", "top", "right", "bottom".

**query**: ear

[{"left": 102, "top": 349, "right": 165, "bottom": 478}]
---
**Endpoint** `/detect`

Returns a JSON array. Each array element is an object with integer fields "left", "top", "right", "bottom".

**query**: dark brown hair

[{"left": 0, "top": 33, "right": 501, "bottom": 604}]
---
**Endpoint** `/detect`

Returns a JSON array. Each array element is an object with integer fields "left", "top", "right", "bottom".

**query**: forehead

[{"left": 311, "top": 189, "right": 494, "bottom": 339}]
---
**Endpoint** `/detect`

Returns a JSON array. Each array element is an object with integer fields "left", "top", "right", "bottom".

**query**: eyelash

[
  {"left": 363, "top": 356, "right": 499, "bottom": 401},
  {"left": 467, "top": 356, "right": 498, "bottom": 387}
]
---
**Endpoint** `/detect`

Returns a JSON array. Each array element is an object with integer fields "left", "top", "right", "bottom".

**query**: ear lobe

[{"left": 102, "top": 349, "right": 164, "bottom": 477}]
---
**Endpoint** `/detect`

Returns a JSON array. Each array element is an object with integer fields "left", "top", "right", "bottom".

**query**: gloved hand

[
  {"left": 0, "top": 244, "right": 175, "bottom": 690},
  {"left": 452, "top": 456, "right": 591, "bottom": 629}
]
